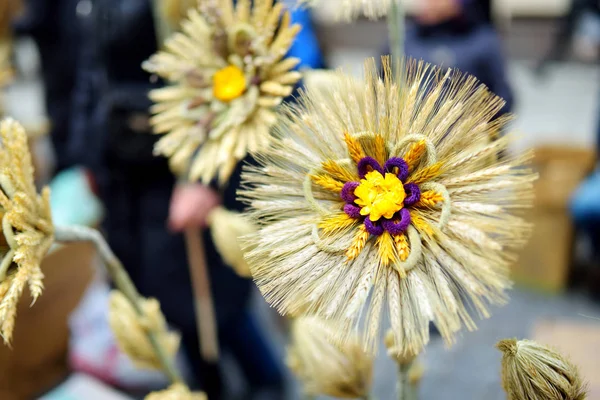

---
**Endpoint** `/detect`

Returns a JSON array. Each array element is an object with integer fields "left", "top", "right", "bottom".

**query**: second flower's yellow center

[
  {"left": 213, "top": 65, "right": 247, "bottom": 102},
  {"left": 354, "top": 171, "right": 406, "bottom": 221}
]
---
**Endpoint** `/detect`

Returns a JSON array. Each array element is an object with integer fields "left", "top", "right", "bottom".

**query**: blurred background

[{"left": 1, "top": 0, "right": 600, "bottom": 399}]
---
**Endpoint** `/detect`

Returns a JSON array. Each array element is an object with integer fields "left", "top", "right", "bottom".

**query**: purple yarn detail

[
  {"left": 384, "top": 157, "right": 409, "bottom": 182},
  {"left": 403, "top": 183, "right": 421, "bottom": 206},
  {"left": 341, "top": 181, "right": 359, "bottom": 203},
  {"left": 343, "top": 204, "right": 362, "bottom": 218},
  {"left": 357, "top": 157, "right": 383, "bottom": 179},
  {"left": 381, "top": 209, "right": 411, "bottom": 235},
  {"left": 364, "top": 217, "right": 384, "bottom": 236}
]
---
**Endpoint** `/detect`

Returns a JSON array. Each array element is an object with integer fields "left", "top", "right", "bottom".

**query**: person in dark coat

[
  {"left": 13, "top": 0, "right": 87, "bottom": 173},
  {"left": 69, "top": 1, "right": 323, "bottom": 398},
  {"left": 386, "top": 0, "right": 513, "bottom": 117}
]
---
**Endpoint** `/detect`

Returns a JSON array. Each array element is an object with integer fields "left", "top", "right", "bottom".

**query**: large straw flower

[
  {"left": 297, "top": 0, "right": 397, "bottom": 20},
  {"left": 287, "top": 316, "right": 373, "bottom": 398},
  {"left": 497, "top": 339, "right": 587, "bottom": 400},
  {"left": 143, "top": 0, "right": 302, "bottom": 184},
  {"left": 0, "top": 118, "right": 54, "bottom": 343},
  {"left": 241, "top": 58, "right": 535, "bottom": 355}
]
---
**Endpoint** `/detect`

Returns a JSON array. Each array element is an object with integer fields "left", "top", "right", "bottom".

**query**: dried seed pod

[
  {"left": 497, "top": 339, "right": 587, "bottom": 400},
  {"left": 287, "top": 316, "right": 373, "bottom": 398},
  {"left": 109, "top": 291, "right": 180, "bottom": 370}
]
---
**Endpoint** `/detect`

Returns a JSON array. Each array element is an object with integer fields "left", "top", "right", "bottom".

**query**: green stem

[
  {"left": 387, "top": 0, "right": 405, "bottom": 72},
  {"left": 54, "top": 225, "right": 183, "bottom": 384},
  {"left": 398, "top": 359, "right": 417, "bottom": 400}
]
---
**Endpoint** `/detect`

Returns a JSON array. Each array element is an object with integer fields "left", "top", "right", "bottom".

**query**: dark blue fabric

[
  {"left": 14, "top": 0, "right": 85, "bottom": 172},
  {"left": 402, "top": 21, "right": 514, "bottom": 117}
]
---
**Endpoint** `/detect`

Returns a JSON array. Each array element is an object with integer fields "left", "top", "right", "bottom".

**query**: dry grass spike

[
  {"left": 0, "top": 118, "right": 54, "bottom": 344},
  {"left": 497, "top": 338, "right": 587, "bottom": 400}
]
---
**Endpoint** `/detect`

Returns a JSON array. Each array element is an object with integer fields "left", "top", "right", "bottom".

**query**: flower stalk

[
  {"left": 54, "top": 225, "right": 183, "bottom": 384},
  {"left": 387, "top": 0, "right": 405, "bottom": 72},
  {"left": 397, "top": 359, "right": 417, "bottom": 400}
]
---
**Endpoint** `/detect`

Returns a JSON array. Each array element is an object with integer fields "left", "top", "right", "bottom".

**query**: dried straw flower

[
  {"left": 145, "top": 383, "right": 207, "bottom": 400},
  {"left": 108, "top": 290, "right": 180, "bottom": 370},
  {"left": 241, "top": 57, "right": 535, "bottom": 355},
  {"left": 144, "top": 0, "right": 302, "bottom": 184},
  {"left": 0, "top": 118, "right": 54, "bottom": 343},
  {"left": 497, "top": 339, "right": 587, "bottom": 400},
  {"left": 287, "top": 316, "right": 373, "bottom": 398},
  {"left": 297, "top": 0, "right": 398, "bottom": 21}
]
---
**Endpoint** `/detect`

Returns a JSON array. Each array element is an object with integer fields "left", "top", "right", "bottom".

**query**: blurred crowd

[{"left": 2, "top": 0, "right": 600, "bottom": 399}]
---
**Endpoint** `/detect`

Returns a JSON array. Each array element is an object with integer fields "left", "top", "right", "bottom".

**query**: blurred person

[
  {"left": 536, "top": 0, "right": 600, "bottom": 73},
  {"left": 554, "top": 1, "right": 600, "bottom": 296},
  {"left": 68, "top": 0, "right": 323, "bottom": 399},
  {"left": 13, "top": 0, "right": 88, "bottom": 173},
  {"left": 385, "top": 0, "right": 513, "bottom": 118}
]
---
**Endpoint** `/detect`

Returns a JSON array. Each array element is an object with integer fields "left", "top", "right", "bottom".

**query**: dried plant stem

[
  {"left": 184, "top": 227, "right": 219, "bottom": 362},
  {"left": 150, "top": 0, "right": 173, "bottom": 48},
  {"left": 54, "top": 225, "right": 183, "bottom": 384},
  {"left": 387, "top": 0, "right": 405, "bottom": 71},
  {"left": 398, "top": 359, "right": 417, "bottom": 400}
]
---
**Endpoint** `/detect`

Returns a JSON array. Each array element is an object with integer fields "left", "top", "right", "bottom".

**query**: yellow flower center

[
  {"left": 354, "top": 171, "right": 406, "bottom": 222},
  {"left": 213, "top": 65, "right": 247, "bottom": 102}
]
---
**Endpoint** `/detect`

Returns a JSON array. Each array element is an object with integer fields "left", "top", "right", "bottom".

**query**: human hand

[
  {"left": 416, "top": 0, "right": 463, "bottom": 25},
  {"left": 168, "top": 183, "right": 222, "bottom": 232}
]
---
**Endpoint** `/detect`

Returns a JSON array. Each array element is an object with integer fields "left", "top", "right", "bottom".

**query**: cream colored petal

[
  {"left": 268, "top": 57, "right": 301, "bottom": 77},
  {"left": 257, "top": 96, "right": 283, "bottom": 108},
  {"left": 260, "top": 81, "right": 293, "bottom": 97},
  {"left": 272, "top": 70, "right": 302, "bottom": 86}
]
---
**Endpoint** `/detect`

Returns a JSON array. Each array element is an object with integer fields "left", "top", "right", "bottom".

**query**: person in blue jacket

[{"left": 68, "top": 1, "right": 323, "bottom": 399}]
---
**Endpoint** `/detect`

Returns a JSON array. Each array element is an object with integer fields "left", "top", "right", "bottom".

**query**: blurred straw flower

[
  {"left": 287, "top": 316, "right": 373, "bottom": 398},
  {"left": 241, "top": 57, "right": 535, "bottom": 355},
  {"left": 144, "top": 0, "right": 302, "bottom": 184},
  {"left": 109, "top": 291, "right": 180, "bottom": 370},
  {"left": 297, "top": 0, "right": 398, "bottom": 21},
  {"left": 497, "top": 339, "right": 587, "bottom": 400},
  {"left": 145, "top": 383, "right": 207, "bottom": 400},
  {"left": 0, "top": 118, "right": 54, "bottom": 343}
]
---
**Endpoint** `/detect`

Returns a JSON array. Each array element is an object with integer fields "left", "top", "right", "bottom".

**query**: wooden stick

[{"left": 184, "top": 227, "right": 219, "bottom": 362}]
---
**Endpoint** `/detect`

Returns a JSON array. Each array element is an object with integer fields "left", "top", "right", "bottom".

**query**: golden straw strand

[
  {"left": 322, "top": 160, "right": 357, "bottom": 182},
  {"left": 407, "top": 162, "right": 443, "bottom": 184},
  {"left": 311, "top": 174, "right": 344, "bottom": 193},
  {"left": 416, "top": 191, "right": 444, "bottom": 208},
  {"left": 403, "top": 140, "right": 426, "bottom": 169},
  {"left": 344, "top": 132, "right": 366, "bottom": 164},
  {"left": 346, "top": 225, "right": 370, "bottom": 260},
  {"left": 318, "top": 213, "right": 356, "bottom": 234},
  {"left": 394, "top": 233, "right": 410, "bottom": 262},
  {"left": 376, "top": 231, "right": 396, "bottom": 266}
]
